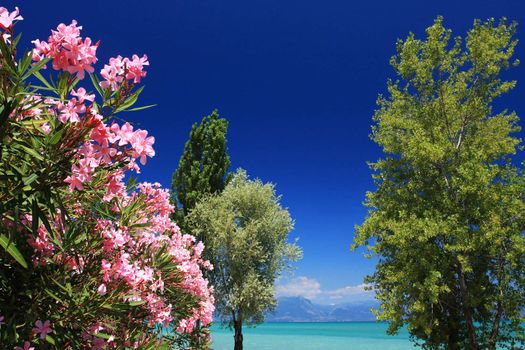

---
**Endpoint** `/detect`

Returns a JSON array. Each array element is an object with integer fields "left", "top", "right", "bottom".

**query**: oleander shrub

[{"left": 0, "top": 6, "right": 214, "bottom": 349}]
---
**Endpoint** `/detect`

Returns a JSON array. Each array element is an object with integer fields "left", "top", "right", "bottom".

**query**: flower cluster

[
  {"left": 100, "top": 54, "right": 149, "bottom": 91},
  {"left": 32, "top": 20, "right": 98, "bottom": 79},
  {"left": 64, "top": 118, "right": 155, "bottom": 192},
  {"left": 91, "top": 182, "right": 214, "bottom": 334}
]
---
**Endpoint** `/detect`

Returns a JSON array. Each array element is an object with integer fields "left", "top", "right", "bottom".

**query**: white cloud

[
  {"left": 276, "top": 277, "right": 375, "bottom": 303},
  {"left": 325, "top": 283, "right": 373, "bottom": 301},
  {"left": 276, "top": 277, "right": 322, "bottom": 299}
]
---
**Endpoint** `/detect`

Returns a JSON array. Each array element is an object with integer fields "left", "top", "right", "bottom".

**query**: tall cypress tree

[{"left": 171, "top": 110, "right": 230, "bottom": 229}]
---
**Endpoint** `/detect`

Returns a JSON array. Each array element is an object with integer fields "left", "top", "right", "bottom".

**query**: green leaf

[
  {"left": 89, "top": 73, "right": 104, "bottom": 97},
  {"left": 22, "top": 57, "right": 50, "bottom": 80},
  {"left": 0, "top": 234, "right": 28, "bottom": 269},
  {"left": 115, "top": 86, "right": 144, "bottom": 113},
  {"left": 44, "top": 288, "right": 66, "bottom": 305},
  {"left": 32, "top": 71, "right": 56, "bottom": 92},
  {"left": 17, "top": 51, "right": 32, "bottom": 75},
  {"left": 47, "top": 128, "right": 64, "bottom": 145},
  {"left": 23, "top": 173, "right": 39, "bottom": 186},
  {"left": 45, "top": 335, "right": 56, "bottom": 345},
  {"left": 94, "top": 333, "right": 112, "bottom": 340},
  {"left": 32, "top": 198, "right": 40, "bottom": 235},
  {"left": 123, "top": 104, "right": 157, "bottom": 112},
  {"left": 17, "top": 144, "right": 44, "bottom": 161}
]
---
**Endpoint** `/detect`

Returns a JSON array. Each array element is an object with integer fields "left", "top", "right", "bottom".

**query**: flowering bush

[{"left": 0, "top": 6, "right": 214, "bottom": 349}]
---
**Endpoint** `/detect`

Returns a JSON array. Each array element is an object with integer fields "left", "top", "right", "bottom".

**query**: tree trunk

[
  {"left": 457, "top": 264, "right": 478, "bottom": 350},
  {"left": 447, "top": 332, "right": 459, "bottom": 350},
  {"left": 447, "top": 312, "right": 459, "bottom": 350},
  {"left": 488, "top": 299, "right": 503, "bottom": 349},
  {"left": 233, "top": 320, "right": 243, "bottom": 350}
]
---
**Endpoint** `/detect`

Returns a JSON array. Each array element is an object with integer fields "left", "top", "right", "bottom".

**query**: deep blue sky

[{"left": 10, "top": 0, "right": 525, "bottom": 303}]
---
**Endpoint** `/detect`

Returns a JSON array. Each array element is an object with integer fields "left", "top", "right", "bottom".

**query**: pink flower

[
  {"left": 0, "top": 6, "right": 23, "bottom": 30},
  {"left": 130, "top": 129, "right": 155, "bottom": 165},
  {"left": 99, "top": 54, "right": 149, "bottom": 91},
  {"left": 64, "top": 174, "right": 84, "bottom": 191},
  {"left": 100, "top": 56, "right": 124, "bottom": 91},
  {"left": 97, "top": 284, "right": 107, "bottom": 295},
  {"left": 64, "top": 158, "right": 97, "bottom": 191},
  {"left": 15, "top": 341, "right": 34, "bottom": 350},
  {"left": 31, "top": 39, "right": 50, "bottom": 63},
  {"left": 33, "top": 319, "right": 52, "bottom": 340},
  {"left": 71, "top": 87, "right": 95, "bottom": 103},
  {"left": 32, "top": 20, "right": 98, "bottom": 79},
  {"left": 112, "top": 122, "right": 135, "bottom": 146},
  {"left": 125, "top": 54, "right": 149, "bottom": 83},
  {"left": 27, "top": 225, "right": 55, "bottom": 266},
  {"left": 0, "top": 315, "right": 4, "bottom": 328}
]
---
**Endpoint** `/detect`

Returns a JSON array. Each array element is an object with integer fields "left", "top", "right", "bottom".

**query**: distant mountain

[{"left": 266, "top": 296, "right": 379, "bottom": 322}]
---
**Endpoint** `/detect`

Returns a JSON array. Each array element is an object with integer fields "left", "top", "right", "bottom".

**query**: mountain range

[{"left": 265, "top": 296, "right": 379, "bottom": 322}]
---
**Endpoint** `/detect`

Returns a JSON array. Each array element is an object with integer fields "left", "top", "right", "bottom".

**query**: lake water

[{"left": 211, "top": 322, "right": 417, "bottom": 350}]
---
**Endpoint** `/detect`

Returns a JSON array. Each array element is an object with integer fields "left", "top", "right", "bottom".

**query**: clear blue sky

[{"left": 11, "top": 0, "right": 525, "bottom": 304}]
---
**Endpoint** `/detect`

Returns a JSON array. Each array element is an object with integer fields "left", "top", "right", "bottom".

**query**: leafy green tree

[
  {"left": 171, "top": 110, "right": 230, "bottom": 229},
  {"left": 187, "top": 170, "right": 302, "bottom": 350},
  {"left": 353, "top": 17, "right": 525, "bottom": 350}
]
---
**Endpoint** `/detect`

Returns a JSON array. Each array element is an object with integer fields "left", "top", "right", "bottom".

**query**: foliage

[
  {"left": 187, "top": 169, "right": 302, "bottom": 350},
  {"left": 0, "top": 7, "right": 214, "bottom": 349},
  {"left": 353, "top": 17, "right": 525, "bottom": 350},
  {"left": 171, "top": 110, "right": 230, "bottom": 229}
]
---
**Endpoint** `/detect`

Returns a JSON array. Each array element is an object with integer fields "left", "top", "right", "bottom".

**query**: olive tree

[{"left": 187, "top": 169, "right": 302, "bottom": 350}]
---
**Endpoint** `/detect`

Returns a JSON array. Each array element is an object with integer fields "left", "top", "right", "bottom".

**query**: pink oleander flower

[
  {"left": 64, "top": 173, "right": 84, "bottom": 191},
  {"left": 97, "top": 284, "right": 107, "bottom": 295},
  {"left": 130, "top": 129, "right": 155, "bottom": 165},
  {"left": 0, "top": 6, "right": 22, "bottom": 30},
  {"left": 125, "top": 54, "right": 149, "bottom": 83},
  {"left": 27, "top": 224, "right": 55, "bottom": 266},
  {"left": 112, "top": 122, "right": 135, "bottom": 146},
  {"left": 71, "top": 87, "right": 95, "bottom": 103},
  {"left": 56, "top": 99, "right": 80, "bottom": 123},
  {"left": 33, "top": 319, "right": 52, "bottom": 340},
  {"left": 32, "top": 20, "right": 98, "bottom": 79},
  {"left": 100, "top": 55, "right": 124, "bottom": 90},
  {"left": 15, "top": 341, "right": 34, "bottom": 350},
  {"left": 100, "top": 54, "right": 149, "bottom": 91}
]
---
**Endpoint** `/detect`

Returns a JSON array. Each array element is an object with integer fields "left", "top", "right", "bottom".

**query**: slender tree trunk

[
  {"left": 233, "top": 320, "right": 243, "bottom": 350},
  {"left": 446, "top": 307, "right": 459, "bottom": 350},
  {"left": 457, "top": 264, "right": 478, "bottom": 350},
  {"left": 447, "top": 331, "right": 459, "bottom": 350},
  {"left": 488, "top": 253, "right": 506, "bottom": 350},
  {"left": 488, "top": 301, "right": 502, "bottom": 350}
]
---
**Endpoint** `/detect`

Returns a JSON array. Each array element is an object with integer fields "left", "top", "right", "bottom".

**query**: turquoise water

[{"left": 211, "top": 322, "right": 417, "bottom": 350}]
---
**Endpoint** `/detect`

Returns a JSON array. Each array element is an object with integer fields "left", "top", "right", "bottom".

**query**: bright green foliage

[
  {"left": 187, "top": 170, "right": 302, "bottom": 350},
  {"left": 353, "top": 17, "right": 525, "bottom": 349},
  {"left": 171, "top": 110, "right": 230, "bottom": 227}
]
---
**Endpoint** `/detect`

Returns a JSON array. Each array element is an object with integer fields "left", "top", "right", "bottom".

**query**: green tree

[
  {"left": 187, "top": 170, "right": 302, "bottom": 350},
  {"left": 171, "top": 110, "right": 230, "bottom": 228},
  {"left": 352, "top": 17, "right": 525, "bottom": 349}
]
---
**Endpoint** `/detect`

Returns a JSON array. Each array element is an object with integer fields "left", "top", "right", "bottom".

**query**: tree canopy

[
  {"left": 353, "top": 17, "right": 525, "bottom": 350},
  {"left": 171, "top": 110, "right": 230, "bottom": 228},
  {"left": 187, "top": 169, "right": 302, "bottom": 350}
]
